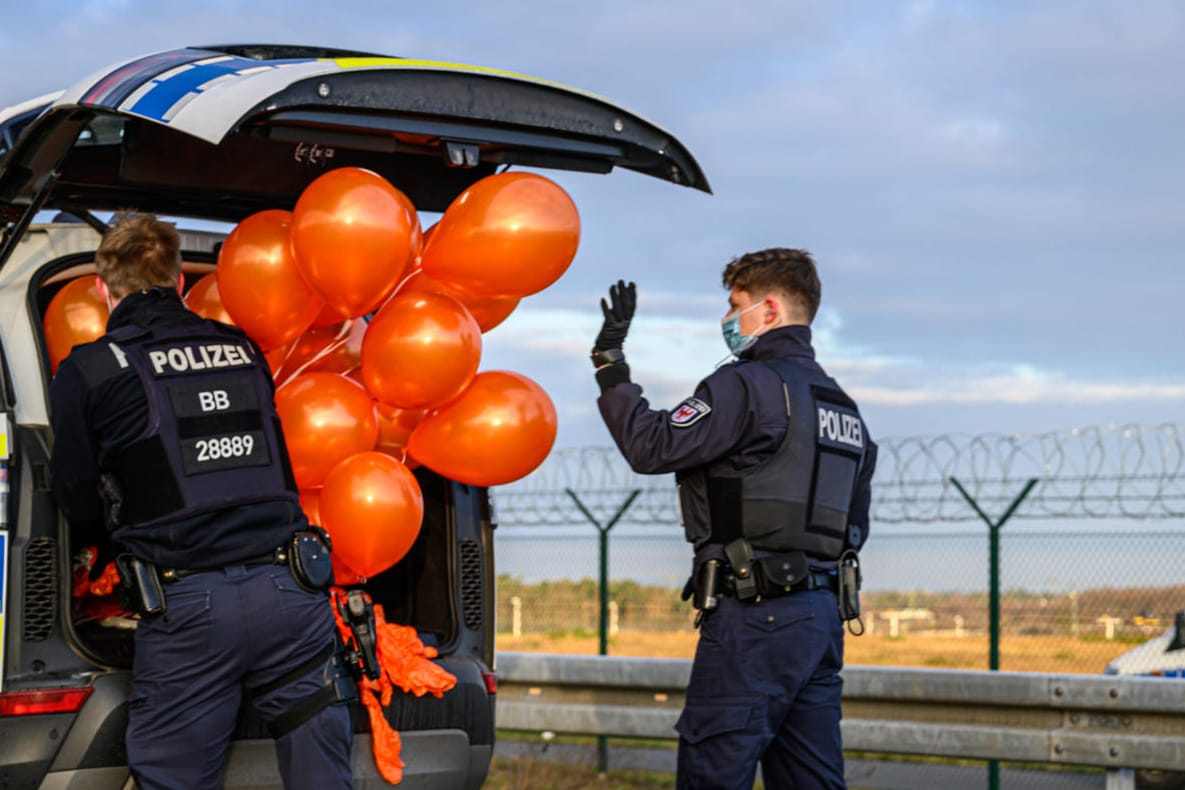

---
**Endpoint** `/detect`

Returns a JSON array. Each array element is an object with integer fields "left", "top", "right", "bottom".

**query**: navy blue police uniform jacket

[
  {"left": 49, "top": 288, "right": 305, "bottom": 569},
  {"left": 597, "top": 325, "right": 876, "bottom": 557}
]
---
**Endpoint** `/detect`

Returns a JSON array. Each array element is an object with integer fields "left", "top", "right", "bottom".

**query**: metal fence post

[
  {"left": 564, "top": 487, "right": 641, "bottom": 772},
  {"left": 949, "top": 476, "right": 1038, "bottom": 790}
]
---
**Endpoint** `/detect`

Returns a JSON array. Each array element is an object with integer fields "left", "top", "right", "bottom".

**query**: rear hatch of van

[{"left": 0, "top": 44, "right": 708, "bottom": 788}]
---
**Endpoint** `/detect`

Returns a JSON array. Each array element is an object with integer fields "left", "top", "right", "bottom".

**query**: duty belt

[
  {"left": 723, "top": 569, "right": 838, "bottom": 600},
  {"left": 159, "top": 547, "right": 285, "bottom": 582}
]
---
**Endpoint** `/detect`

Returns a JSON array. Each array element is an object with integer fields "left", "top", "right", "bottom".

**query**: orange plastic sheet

[
  {"left": 330, "top": 587, "right": 456, "bottom": 785},
  {"left": 71, "top": 546, "right": 127, "bottom": 620}
]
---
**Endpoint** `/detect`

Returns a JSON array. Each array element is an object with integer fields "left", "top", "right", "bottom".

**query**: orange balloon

[
  {"left": 265, "top": 343, "right": 292, "bottom": 375},
  {"left": 310, "top": 301, "right": 353, "bottom": 329},
  {"left": 292, "top": 168, "right": 416, "bottom": 318},
  {"left": 298, "top": 488, "right": 322, "bottom": 526},
  {"left": 360, "top": 291, "right": 481, "bottom": 409},
  {"left": 376, "top": 403, "right": 425, "bottom": 458},
  {"left": 331, "top": 553, "right": 367, "bottom": 587},
  {"left": 397, "top": 268, "right": 519, "bottom": 333},
  {"left": 272, "top": 319, "right": 367, "bottom": 386},
  {"left": 217, "top": 209, "right": 322, "bottom": 350},
  {"left": 320, "top": 451, "right": 423, "bottom": 577},
  {"left": 420, "top": 172, "right": 579, "bottom": 297},
  {"left": 43, "top": 277, "right": 109, "bottom": 373},
  {"left": 184, "top": 273, "right": 235, "bottom": 325},
  {"left": 408, "top": 370, "right": 557, "bottom": 487},
  {"left": 394, "top": 188, "right": 424, "bottom": 260},
  {"left": 275, "top": 372, "right": 378, "bottom": 489}
]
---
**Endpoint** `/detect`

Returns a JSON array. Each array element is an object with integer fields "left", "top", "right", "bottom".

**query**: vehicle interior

[{"left": 31, "top": 251, "right": 482, "bottom": 674}]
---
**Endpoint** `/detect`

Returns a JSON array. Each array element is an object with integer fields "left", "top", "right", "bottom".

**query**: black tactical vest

[
  {"left": 81, "top": 320, "right": 299, "bottom": 535},
  {"left": 677, "top": 358, "right": 867, "bottom": 559}
]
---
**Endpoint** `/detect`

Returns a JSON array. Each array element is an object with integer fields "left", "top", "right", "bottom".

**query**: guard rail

[{"left": 496, "top": 652, "right": 1185, "bottom": 787}]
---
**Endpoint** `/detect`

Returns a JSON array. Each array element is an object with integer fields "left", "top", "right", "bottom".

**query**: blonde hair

[{"left": 94, "top": 214, "right": 181, "bottom": 298}]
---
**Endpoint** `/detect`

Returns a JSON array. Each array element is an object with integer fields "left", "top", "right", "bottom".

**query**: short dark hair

[
  {"left": 721, "top": 248, "right": 821, "bottom": 322},
  {"left": 95, "top": 214, "right": 182, "bottom": 298}
]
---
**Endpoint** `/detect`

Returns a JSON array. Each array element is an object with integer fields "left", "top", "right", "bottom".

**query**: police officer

[
  {"left": 593, "top": 248, "right": 876, "bottom": 790},
  {"left": 49, "top": 215, "right": 353, "bottom": 789}
]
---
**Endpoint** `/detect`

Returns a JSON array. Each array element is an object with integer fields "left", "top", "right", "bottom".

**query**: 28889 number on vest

[{"left": 167, "top": 375, "right": 271, "bottom": 474}]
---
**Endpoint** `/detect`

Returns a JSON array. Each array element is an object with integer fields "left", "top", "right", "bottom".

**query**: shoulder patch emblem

[{"left": 670, "top": 397, "right": 711, "bottom": 428}]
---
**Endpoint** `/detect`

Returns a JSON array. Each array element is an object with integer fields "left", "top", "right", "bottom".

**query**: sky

[{"left": 3, "top": 1, "right": 1182, "bottom": 449}]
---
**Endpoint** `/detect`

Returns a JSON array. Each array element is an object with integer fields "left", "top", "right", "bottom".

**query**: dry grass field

[{"left": 497, "top": 629, "right": 1136, "bottom": 674}]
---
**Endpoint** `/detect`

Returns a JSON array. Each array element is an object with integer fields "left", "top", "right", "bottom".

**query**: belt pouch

[
  {"left": 289, "top": 530, "right": 334, "bottom": 592},
  {"left": 754, "top": 552, "right": 809, "bottom": 594}
]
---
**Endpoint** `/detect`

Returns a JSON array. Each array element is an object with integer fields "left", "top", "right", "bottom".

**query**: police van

[
  {"left": 0, "top": 44, "right": 709, "bottom": 788},
  {"left": 1105, "top": 613, "right": 1185, "bottom": 790}
]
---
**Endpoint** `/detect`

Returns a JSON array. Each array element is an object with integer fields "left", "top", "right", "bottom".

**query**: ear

[
  {"left": 95, "top": 276, "right": 109, "bottom": 304},
  {"left": 176, "top": 272, "right": 185, "bottom": 295},
  {"left": 763, "top": 295, "right": 780, "bottom": 324}
]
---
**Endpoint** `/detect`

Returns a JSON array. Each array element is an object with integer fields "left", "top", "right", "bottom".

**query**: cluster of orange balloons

[
  {"left": 41, "top": 166, "right": 574, "bottom": 581},
  {"left": 215, "top": 168, "right": 570, "bottom": 580}
]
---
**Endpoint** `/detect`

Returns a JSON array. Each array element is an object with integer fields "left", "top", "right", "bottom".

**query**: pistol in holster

[
  {"left": 837, "top": 550, "right": 865, "bottom": 634},
  {"left": 333, "top": 588, "right": 380, "bottom": 681},
  {"left": 683, "top": 559, "right": 722, "bottom": 628},
  {"left": 115, "top": 554, "right": 167, "bottom": 617}
]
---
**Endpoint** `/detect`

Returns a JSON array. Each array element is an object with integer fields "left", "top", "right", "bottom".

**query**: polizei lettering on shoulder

[
  {"left": 817, "top": 406, "right": 863, "bottom": 449},
  {"left": 148, "top": 343, "right": 254, "bottom": 376}
]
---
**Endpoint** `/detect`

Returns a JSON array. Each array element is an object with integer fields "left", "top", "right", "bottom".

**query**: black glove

[{"left": 593, "top": 280, "right": 636, "bottom": 353}]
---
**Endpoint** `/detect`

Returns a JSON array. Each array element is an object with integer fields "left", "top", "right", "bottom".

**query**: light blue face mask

[{"left": 720, "top": 302, "right": 763, "bottom": 355}]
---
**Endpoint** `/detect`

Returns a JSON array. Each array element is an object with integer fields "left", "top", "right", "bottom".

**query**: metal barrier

[{"left": 496, "top": 652, "right": 1185, "bottom": 787}]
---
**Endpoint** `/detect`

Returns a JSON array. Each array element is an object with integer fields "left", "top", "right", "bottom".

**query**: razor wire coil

[{"left": 494, "top": 422, "right": 1185, "bottom": 526}]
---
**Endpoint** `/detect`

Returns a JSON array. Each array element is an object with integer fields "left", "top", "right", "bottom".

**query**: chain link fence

[{"left": 492, "top": 423, "right": 1185, "bottom": 673}]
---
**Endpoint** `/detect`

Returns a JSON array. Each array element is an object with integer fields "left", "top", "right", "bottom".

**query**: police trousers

[
  {"left": 126, "top": 563, "right": 353, "bottom": 790},
  {"left": 676, "top": 588, "right": 845, "bottom": 790}
]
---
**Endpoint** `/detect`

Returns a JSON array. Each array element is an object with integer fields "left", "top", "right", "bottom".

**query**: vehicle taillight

[
  {"left": 481, "top": 669, "right": 497, "bottom": 695},
  {"left": 0, "top": 687, "right": 94, "bottom": 716}
]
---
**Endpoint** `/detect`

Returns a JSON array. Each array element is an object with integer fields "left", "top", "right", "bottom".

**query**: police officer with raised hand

[
  {"left": 49, "top": 215, "right": 352, "bottom": 789},
  {"left": 593, "top": 248, "right": 876, "bottom": 790}
]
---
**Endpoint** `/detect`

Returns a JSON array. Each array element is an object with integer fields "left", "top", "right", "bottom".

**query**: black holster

[
  {"left": 115, "top": 554, "right": 166, "bottom": 616},
  {"left": 334, "top": 588, "right": 380, "bottom": 682},
  {"left": 837, "top": 550, "right": 864, "bottom": 633}
]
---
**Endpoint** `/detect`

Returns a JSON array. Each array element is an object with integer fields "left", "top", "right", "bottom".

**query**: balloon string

[{"left": 281, "top": 318, "right": 361, "bottom": 384}]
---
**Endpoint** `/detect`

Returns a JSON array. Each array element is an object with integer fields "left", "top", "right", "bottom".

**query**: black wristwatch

[{"left": 590, "top": 347, "right": 625, "bottom": 368}]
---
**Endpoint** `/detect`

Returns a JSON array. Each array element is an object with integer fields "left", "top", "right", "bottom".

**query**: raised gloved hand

[{"left": 593, "top": 280, "right": 636, "bottom": 355}]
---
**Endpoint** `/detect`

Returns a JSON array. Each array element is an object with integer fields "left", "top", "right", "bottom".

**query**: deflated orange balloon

[
  {"left": 217, "top": 209, "right": 322, "bottom": 350},
  {"left": 320, "top": 451, "right": 424, "bottom": 577},
  {"left": 292, "top": 168, "right": 416, "bottom": 318},
  {"left": 420, "top": 172, "right": 579, "bottom": 297},
  {"left": 360, "top": 292, "right": 481, "bottom": 409},
  {"left": 408, "top": 370, "right": 557, "bottom": 487},
  {"left": 184, "top": 273, "right": 235, "bottom": 325},
  {"left": 272, "top": 319, "right": 367, "bottom": 386},
  {"left": 275, "top": 372, "right": 378, "bottom": 489},
  {"left": 397, "top": 268, "right": 519, "bottom": 333},
  {"left": 43, "top": 277, "right": 109, "bottom": 373}
]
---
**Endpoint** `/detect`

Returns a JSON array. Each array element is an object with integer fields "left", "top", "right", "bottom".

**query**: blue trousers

[
  {"left": 676, "top": 588, "right": 845, "bottom": 790},
  {"left": 127, "top": 563, "right": 353, "bottom": 790}
]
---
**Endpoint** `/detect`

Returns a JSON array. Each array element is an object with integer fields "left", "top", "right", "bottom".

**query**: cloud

[{"left": 488, "top": 303, "right": 1185, "bottom": 416}]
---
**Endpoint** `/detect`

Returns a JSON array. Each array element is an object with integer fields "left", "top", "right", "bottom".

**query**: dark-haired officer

[
  {"left": 49, "top": 215, "right": 353, "bottom": 790},
  {"left": 593, "top": 248, "right": 876, "bottom": 789}
]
